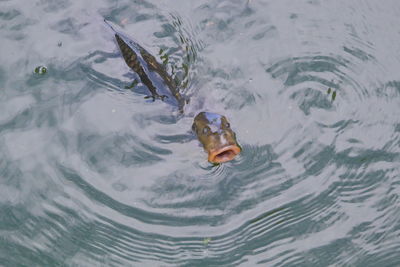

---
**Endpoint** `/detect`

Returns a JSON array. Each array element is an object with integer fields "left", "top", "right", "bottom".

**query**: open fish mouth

[{"left": 207, "top": 145, "right": 241, "bottom": 163}]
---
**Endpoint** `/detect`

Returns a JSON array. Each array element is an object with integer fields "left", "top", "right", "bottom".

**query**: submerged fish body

[{"left": 105, "top": 20, "right": 241, "bottom": 163}]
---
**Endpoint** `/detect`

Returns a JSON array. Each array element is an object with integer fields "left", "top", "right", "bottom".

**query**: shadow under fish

[{"left": 104, "top": 19, "right": 241, "bottom": 163}]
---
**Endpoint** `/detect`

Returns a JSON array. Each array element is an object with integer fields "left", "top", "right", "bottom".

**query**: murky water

[{"left": 1, "top": 0, "right": 400, "bottom": 266}]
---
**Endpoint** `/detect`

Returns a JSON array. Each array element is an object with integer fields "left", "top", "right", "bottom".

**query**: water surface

[{"left": 1, "top": 0, "right": 400, "bottom": 266}]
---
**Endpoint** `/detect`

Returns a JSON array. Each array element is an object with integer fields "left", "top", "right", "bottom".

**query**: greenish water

[{"left": 1, "top": 0, "right": 400, "bottom": 266}]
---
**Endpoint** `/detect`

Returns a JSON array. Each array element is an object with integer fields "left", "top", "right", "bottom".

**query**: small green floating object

[
  {"left": 34, "top": 66, "right": 47, "bottom": 75},
  {"left": 332, "top": 91, "right": 336, "bottom": 101},
  {"left": 327, "top": 87, "right": 337, "bottom": 101},
  {"left": 203, "top": 237, "right": 211, "bottom": 245}
]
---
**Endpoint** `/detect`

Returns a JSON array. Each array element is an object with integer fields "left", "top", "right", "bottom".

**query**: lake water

[{"left": 1, "top": 0, "right": 400, "bottom": 266}]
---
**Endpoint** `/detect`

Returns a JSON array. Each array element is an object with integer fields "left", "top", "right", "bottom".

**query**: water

[{"left": 1, "top": 0, "right": 400, "bottom": 266}]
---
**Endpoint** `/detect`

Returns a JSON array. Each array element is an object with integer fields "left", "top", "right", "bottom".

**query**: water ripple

[{"left": 2, "top": 0, "right": 400, "bottom": 266}]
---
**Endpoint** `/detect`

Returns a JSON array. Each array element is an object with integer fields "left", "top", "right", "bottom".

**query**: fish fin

[
  {"left": 125, "top": 79, "right": 138, "bottom": 89},
  {"left": 104, "top": 19, "right": 116, "bottom": 32}
]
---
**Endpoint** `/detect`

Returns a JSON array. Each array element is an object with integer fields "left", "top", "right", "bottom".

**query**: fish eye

[
  {"left": 202, "top": 127, "right": 210, "bottom": 135},
  {"left": 225, "top": 122, "right": 230, "bottom": 128}
]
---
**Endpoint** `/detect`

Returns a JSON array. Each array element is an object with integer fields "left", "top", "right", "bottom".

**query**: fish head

[{"left": 192, "top": 112, "right": 241, "bottom": 163}]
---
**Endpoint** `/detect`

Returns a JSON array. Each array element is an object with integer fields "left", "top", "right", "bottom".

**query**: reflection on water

[{"left": 1, "top": 0, "right": 400, "bottom": 266}]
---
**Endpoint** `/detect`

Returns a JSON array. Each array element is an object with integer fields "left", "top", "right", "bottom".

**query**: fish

[{"left": 105, "top": 20, "right": 241, "bottom": 163}]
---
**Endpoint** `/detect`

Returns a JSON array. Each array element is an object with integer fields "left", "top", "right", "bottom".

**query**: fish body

[
  {"left": 105, "top": 20, "right": 241, "bottom": 163},
  {"left": 106, "top": 21, "right": 185, "bottom": 111}
]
